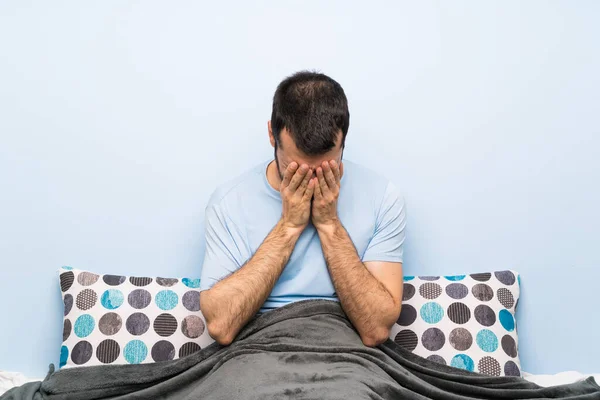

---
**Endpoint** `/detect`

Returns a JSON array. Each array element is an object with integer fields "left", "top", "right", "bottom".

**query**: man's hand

[
  {"left": 280, "top": 162, "right": 315, "bottom": 233},
  {"left": 311, "top": 160, "right": 343, "bottom": 231}
]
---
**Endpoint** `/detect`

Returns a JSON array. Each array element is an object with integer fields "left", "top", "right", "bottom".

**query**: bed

[{"left": 3, "top": 270, "right": 596, "bottom": 398}]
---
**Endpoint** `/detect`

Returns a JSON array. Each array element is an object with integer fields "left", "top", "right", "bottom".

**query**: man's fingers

[
  {"left": 322, "top": 161, "right": 337, "bottom": 189},
  {"left": 297, "top": 168, "right": 312, "bottom": 193},
  {"left": 316, "top": 167, "right": 330, "bottom": 194},
  {"left": 330, "top": 160, "right": 341, "bottom": 184},
  {"left": 303, "top": 178, "right": 315, "bottom": 201},
  {"left": 313, "top": 177, "right": 322, "bottom": 199},
  {"left": 281, "top": 162, "right": 298, "bottom": 188},
  {"left": 288, "top": 164, "right": 309, "bottom": 191}
]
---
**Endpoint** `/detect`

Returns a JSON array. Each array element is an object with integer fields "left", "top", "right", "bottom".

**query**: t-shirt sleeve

[
  {"left": 199, "top": 203, "right": 246, "bottom": 291},
  {"left": 361, "top": 182, "right": 406, "bottom": 263}
]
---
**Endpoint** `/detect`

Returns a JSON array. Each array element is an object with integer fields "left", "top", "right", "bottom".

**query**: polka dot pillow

[
  {"left": 391, "top": 270, "right": 521, "bottom": 377},
  {"left": 59, "top": 267, "right": 214, "bottom": 368}
]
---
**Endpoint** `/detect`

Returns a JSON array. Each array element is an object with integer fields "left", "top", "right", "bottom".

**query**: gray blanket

[{"left": 3, "top": 300, "right": 599, "bottom": 399}]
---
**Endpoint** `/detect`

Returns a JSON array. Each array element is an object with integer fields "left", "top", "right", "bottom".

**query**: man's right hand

[{"left": 280, "top": 162, "right": 315, "bottom": 233}]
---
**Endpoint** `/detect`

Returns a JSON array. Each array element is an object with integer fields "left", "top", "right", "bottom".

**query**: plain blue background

[{"left": 1, "top": 1, "right": 598, "bottom": 377}]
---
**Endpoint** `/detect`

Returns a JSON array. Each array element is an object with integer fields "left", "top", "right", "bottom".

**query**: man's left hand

[{"left": 311, "top": 160, "right": 343, "bottom": 231}]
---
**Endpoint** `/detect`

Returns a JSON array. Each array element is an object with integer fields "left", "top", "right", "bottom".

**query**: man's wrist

[
  {"left": 276, "top": 219, "right": 305, "bottom": 241},
  {"left": 315, "top": 218, "right": 342, "bottom": 238}
]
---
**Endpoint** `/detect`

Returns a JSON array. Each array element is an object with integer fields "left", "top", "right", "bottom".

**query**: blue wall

[{"left": 1, "top": 1, "right": 598, "bottom": 376}]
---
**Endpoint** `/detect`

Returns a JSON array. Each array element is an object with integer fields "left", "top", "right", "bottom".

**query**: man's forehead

[
  {"left": 278, "top": 130, "right": 342, "bottom": 168},
  {"left": 280, "top": 150, "right": 341, "bottom": 168}
]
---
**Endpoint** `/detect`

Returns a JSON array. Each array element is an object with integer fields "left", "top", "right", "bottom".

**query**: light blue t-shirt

[{"left": 199, "top": 160, "right": 406, "bottom": 313}]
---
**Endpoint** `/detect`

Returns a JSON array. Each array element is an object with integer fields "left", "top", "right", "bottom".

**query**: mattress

[{"left": 1, "top": 370, "right": 599, "bottom": 395}]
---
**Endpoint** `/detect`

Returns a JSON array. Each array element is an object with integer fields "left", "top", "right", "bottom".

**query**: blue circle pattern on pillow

[
  {"left": 182, "top": 278, "right": 201, "bottom": 288},
  {"left": 59, "top": 346, "right": 69, "bottom": 368},
  {"left": 444, "top": 275, "right": 465, "bottom": 281},
  {"left": 124, "top": 340, "right": 148, "bottom": 364},
  {"left": 420, "top": 302, "right": 444, "bottom": 324},
  {"left": 404, "top": 276, "right": 415, "bottom": 281},
  {"left": 450, "top": 354, "right": 474, "bottom": 371},
  {"left": 476, "top": 329, "right": 499, "bottom": 352},
  {"left": 499, "top": 309, "right": 515, "bottom": 331},
  {"left": 74, "top": 314, "right": 95, "bottom": 338},
  {"left": 156, "top": 290, "right": 179, "bottom": 310},
  {"left": 101, "top": 289, "right": 124, "bottom": 310}
]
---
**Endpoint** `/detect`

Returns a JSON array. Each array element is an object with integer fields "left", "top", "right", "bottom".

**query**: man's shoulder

[
  {"left": 342, "top": 160, "right": 404, "bottom": 212},
  {"left": 206, "top": 162, "right": 266, "bottom": 209}
]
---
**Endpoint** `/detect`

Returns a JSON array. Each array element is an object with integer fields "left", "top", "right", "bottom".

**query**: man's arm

[
  {"left": 200, "top": 220, "right": 302, "bottom": 345},
  {"left": 317, "top": 222, "right": 402, "bottom": 347},
  {"left": 311, "top": 161, "right": 404, "bottom": 347},
  {"left": 200, "top": 162, "right": 314, "bottom": 345}
]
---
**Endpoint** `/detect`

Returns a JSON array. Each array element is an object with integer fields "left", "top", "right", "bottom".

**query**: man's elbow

[
  {"left": 360, "top": 327, "right": 390, "bottom": 347},
  {"left": 200, "top": 290, "right": 236, "bottom": 346},
  {"left": 203, "top": 312, "right": 236, "bottom": 346},
  {"left": 206, "top": 320, "right": 235, "bottom": 346}
]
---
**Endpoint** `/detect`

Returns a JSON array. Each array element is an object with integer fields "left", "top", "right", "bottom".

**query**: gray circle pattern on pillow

[
  {"left": 403, "top": 284, "right": 416, "bottom": 301},
  {"left": 395, "top": 329, "right": 418, "bottom": 351},
  {"left": 58, "top": 267, "right": 214, "bottom": 369},
  {"left": 391, "top": 270, "right": 521, "bottom": 377},
  {"left": 419, "top": 283, "right": 442, "bottom": 300},
  {"left": 97, "top": 339, "right": 120, "bottom": 364}
]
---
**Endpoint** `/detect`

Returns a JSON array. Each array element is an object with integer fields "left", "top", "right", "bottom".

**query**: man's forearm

[
  {"left": 318, "top": 221, "right": 399, "bottom": 346},
  {"left": 200, "top": 220, "right": 301, "bottom": 345}
]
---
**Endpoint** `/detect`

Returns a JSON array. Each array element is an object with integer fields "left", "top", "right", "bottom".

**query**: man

[{"left": 199, "top": 71, "right": 406, "bottom": 348}]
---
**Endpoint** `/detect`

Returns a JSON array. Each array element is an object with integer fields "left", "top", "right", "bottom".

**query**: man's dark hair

[{"left": 271, "top": 71, "right": 350, "bottom": 155}]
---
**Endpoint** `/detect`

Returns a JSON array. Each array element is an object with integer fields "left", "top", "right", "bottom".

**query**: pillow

[
  {"left": 59, "top": 267, "right": 521, "bottom": 376},
  {"left": 391, "top": 270, "right": 521, "bottom": 377},
  {"left": 59, "top": 267, "right": 214, "bottom": 368}
]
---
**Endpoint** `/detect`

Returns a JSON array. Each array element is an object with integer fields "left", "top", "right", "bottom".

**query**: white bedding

[
  {"left": 0, "top": 372, "right": 40, "bottom": 395},
  {"left": 1, "top": 370, "right": 599, "bottom": 395},
  {"left": 522, "top": 371, "right": 600, "bottom": 387}
]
